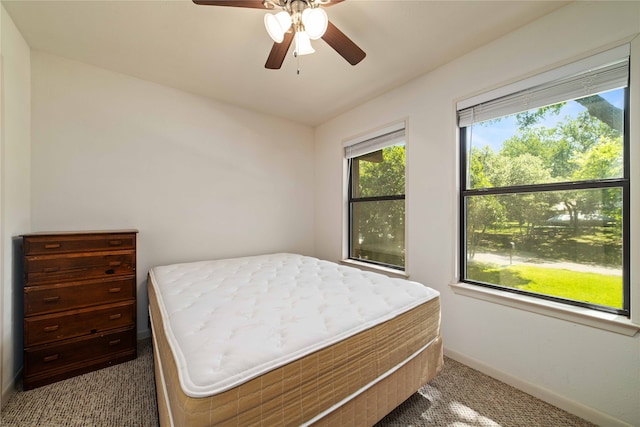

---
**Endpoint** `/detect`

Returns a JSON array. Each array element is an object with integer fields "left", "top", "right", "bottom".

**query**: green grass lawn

[{"left": 467, "top": 262, "right": 623, "bottom": 308}]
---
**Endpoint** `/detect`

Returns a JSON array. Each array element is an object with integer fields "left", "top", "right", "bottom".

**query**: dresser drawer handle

[
  {"left": 109, "top": 240, "right": 123, "bottom": 246},
  {"left": 109, "top": 314, "right": 122, "bottom": 320},
  {"left": 43, "top": 267, "right": 60, "bottom": 273},
  {"left": 43, "top": 325, "right": 60, "bottom": 332},
  {"left": 44, "top": 243, "right": 62, "bottom": 249},
  {"left": 108, "top": 339, "right": 122, "bottom": 346},
  {"left": 108, "top": 261, "right": 122, "bottom": 267},
  {"left": 108, "top": 287, "right": 121, "bottom": 293},
  {"left": 43, "top": 354, "right": 60, "bottom": 363},
  {"left": 105, "top": 269, "right": 115, "bottom": 275},
  {"left": 43, "top": 296, "right": 60, "bottom": 303}
]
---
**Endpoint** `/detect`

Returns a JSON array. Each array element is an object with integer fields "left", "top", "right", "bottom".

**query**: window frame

[
  {"left": 458, "top": 60, "right": 630, "bottom": 317},
  {"left": 345, "top": 127, "right": 406, "bottom": 271}
]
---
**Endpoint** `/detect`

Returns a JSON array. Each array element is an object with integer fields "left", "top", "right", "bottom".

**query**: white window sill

[
  {"left": 341, "top": 259, "right": 409, "bottom": 279},
  {"left": 450, "top": 282, "right": 639, "bottom": 337}
]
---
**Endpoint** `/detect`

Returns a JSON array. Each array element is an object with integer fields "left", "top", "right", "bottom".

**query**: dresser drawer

[
  {"left": 24, "top": 327, "right": 136, "bottom": 377},
  {"left": 25, "top": 250, "right": 135, "bottom": 285},
  {"left": 24, "top": 233, "right": 136, "bottom": 255},
  {"left": 25, "top": 301, "right": 135, "bottom": 347},
  {"left": 25, "top": 276, "right": 136, "bottom": 316}
]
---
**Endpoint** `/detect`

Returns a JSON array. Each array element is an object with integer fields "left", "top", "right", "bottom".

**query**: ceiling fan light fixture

[
  {"left": 264, "top": 13, "right": 284, "bottom": 42},
  {"left": 275, "top": 11, "right": 292, "bottom": 32},
  {"left": 301, "top": 7, "right": 328, "bottom": 40},
  {"left": 265, "top": 11, "right": 292, "bottom": 43},
  {"left": 294, "top": 31, "right": 315, "bottom": 56}
]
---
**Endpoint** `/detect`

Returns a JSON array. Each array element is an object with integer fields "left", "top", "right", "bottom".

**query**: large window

[
  {"left": 458, "top": 48, "right": 629, "bottom": 315},
  {"left": 346, "top": 127, "right": 406, "bottom": 270}
]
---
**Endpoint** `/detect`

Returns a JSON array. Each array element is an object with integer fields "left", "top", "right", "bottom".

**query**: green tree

[
  {"left": 472, "top": 102, "right": 624, "bottom": 234},
  {"left": 469, "top": 145, "right": 496, "bottom": 189},
  {"left": 356, "top": 146, "right": 405, "bottom": 197},
  {"left": 466, "top": 194, "right": 505, "bottom": 258},
  {"left": 572, "top": 134, "right": 623, "bottom": 181},
  {"left": 352, "top": 145, "right": 405, "bottom": 266}
]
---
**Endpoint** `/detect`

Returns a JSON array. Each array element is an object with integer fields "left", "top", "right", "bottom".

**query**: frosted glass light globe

[{"left": 302, "top": 8, "right": 328, "bottom": 40}]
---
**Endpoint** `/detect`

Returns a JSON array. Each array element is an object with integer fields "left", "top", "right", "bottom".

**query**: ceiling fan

[{"left": 192, "top": 0, "right": 366, "bottom": 70}]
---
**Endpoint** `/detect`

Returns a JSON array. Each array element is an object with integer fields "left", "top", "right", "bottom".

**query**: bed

[{"left": 147, "top": 253, "right": 443, "bottom": 426}]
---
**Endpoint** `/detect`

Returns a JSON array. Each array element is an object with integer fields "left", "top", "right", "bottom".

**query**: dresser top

[{"left": 22, "top": 229, "right": 138, "bottom": 237}]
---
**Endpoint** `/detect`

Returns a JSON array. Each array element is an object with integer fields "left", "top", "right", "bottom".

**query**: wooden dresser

[{"left": 22, "top": 230, "right": 138, "bottom": 390}]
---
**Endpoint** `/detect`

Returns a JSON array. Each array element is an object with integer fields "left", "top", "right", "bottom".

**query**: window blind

[
  {"left": 458, "top": 55, "right": 629, "bottom": 127},
  {"left": 344, "top": 128, "right": 405, "bottom": 159}
]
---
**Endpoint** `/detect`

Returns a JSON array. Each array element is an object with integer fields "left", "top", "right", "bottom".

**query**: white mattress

[{"left": 149, "top": 253, "right": 439, "bottom": 398}]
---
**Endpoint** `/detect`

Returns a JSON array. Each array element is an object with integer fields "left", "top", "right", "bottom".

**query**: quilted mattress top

[{"left": 149, "top": 253, "right": 439, "bottom": 398}]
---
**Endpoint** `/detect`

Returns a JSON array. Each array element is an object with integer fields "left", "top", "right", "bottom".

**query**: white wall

[
  {"left": 314, "top": 2, "right": 640, "bottom": 426},
  {"left": 0, "top": 4, "right": 31, "bottom": 407},
  {"left": 31, "top": 52, "right": 316, "bottom": 340}
]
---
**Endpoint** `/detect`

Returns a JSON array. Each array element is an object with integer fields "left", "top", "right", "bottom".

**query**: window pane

[
  {"left": 468, "top": 88, "right": 625, "bottom": 190},
  {"left": 351, "top": 200, "right": 405, "bottom": 267},
  {"left": 465, "top": 188, "right": 623, "bottom": 309},
  {"left": 352, "top": 144, "right": 405, "bottom": 198}
]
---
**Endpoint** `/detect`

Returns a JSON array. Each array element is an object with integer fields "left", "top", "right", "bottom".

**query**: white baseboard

[
  {"left": 443, "top": 347, "right": 631, "bottom": 427},
  {"left": 137, "top": 328, "right": 151, "bottom": 340},
  {"left": 1, "top": 370, "right": 20, "bottom": 410},
  {"left": 1, "top": 384, "right": 13, "bottom": 409}
]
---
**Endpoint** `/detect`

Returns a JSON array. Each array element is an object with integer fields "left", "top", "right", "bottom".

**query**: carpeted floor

[{"left": 1, "top": 339, "right": 594, "bottom": 426}]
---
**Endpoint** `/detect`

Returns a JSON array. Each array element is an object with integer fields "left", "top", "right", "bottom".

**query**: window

[
  {"left": 346, "top": 126, "right": 406, "bottom": 270},
  {"left": 458, "top": 47, "right": 630, "bottom": 316}
]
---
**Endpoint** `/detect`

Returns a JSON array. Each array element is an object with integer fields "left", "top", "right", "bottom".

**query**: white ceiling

[{"left": 3, "top": 0, "right": 569, "bottom": 126}]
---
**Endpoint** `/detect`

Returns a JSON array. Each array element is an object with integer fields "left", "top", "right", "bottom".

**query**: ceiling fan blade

[
  {"left": 265, "top": 31, "right": 294, "bottom": 69},
  {"left": 321, "top": 21, "right": 365, "bottom": 66},
  {"left": 323, "top": 0, "right": 346, "bottom": 6},
  {"left": 192, "top": 0, "right": 267, "bottom": 9}
]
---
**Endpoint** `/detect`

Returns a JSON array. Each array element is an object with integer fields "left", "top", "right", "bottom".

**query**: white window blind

[
  {"left": 344, "top": 128, "right": 405, "bottom": 159},
  {"left": 458, "top": 49, "right": 629, "bottom": 127}
]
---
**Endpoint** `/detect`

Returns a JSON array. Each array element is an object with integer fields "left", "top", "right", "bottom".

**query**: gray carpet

[{"left": 1, "top": 339, "right": 594, "bottom": 426}]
